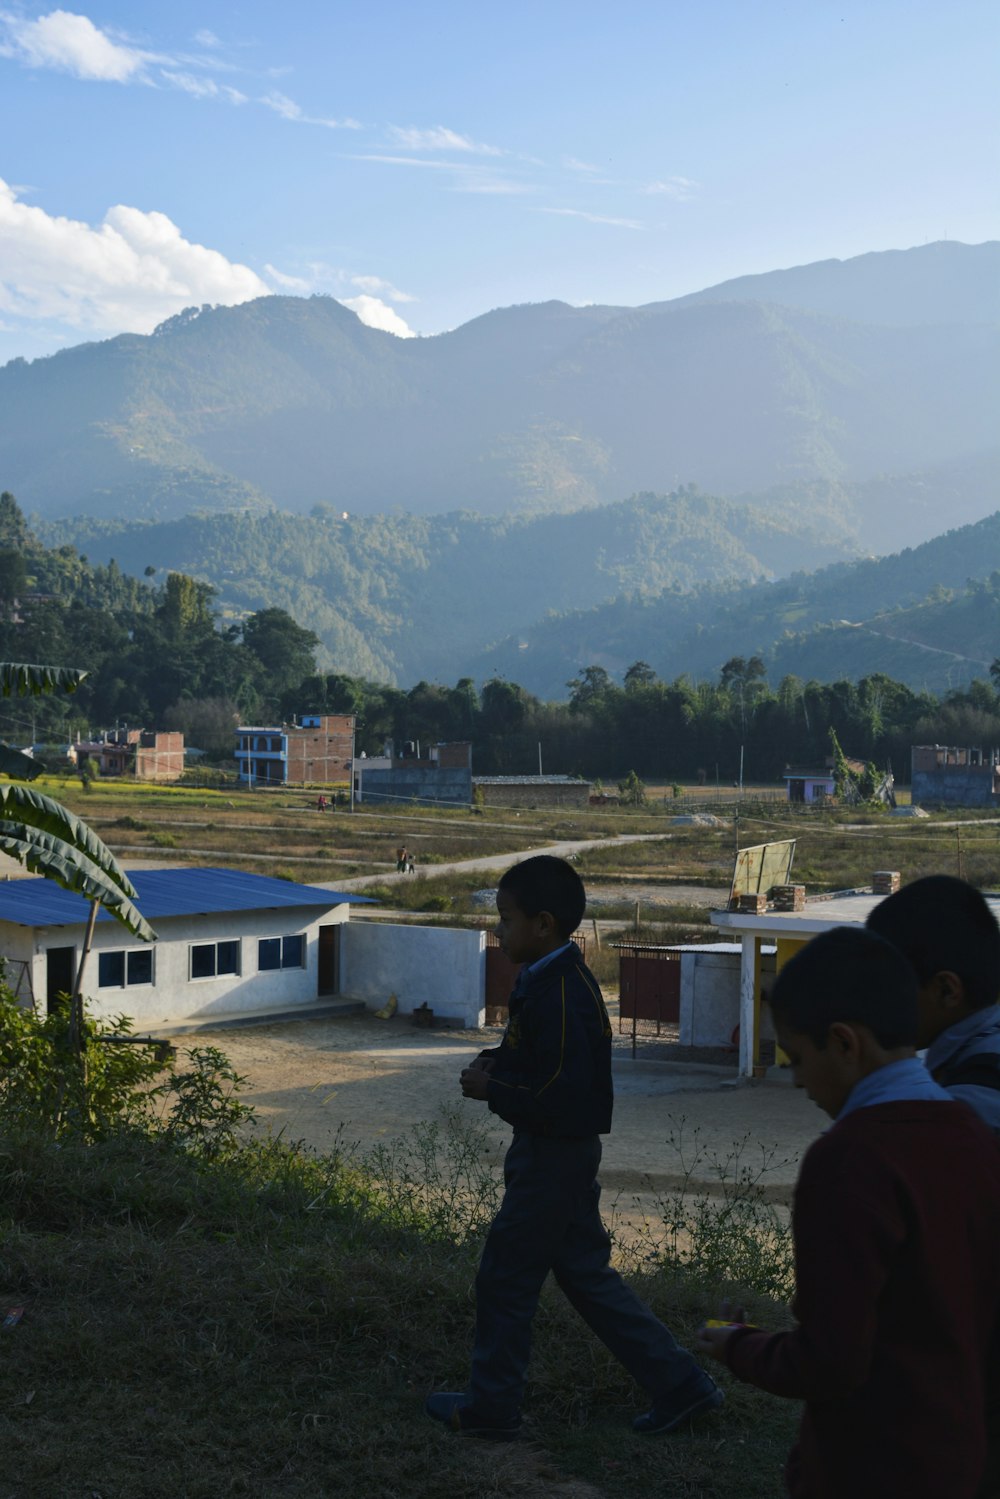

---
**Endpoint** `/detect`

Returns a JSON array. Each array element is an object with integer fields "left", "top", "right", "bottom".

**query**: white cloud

[
  {"left": 644, "top": 176, "right": 699, "bottom": 200},
  {"left": 160, "top": 70, "right": 246, "bottom": 103},
  {"left": 541, "top": 207, "right": 644, "bottom": 230},
  {"left": 261, "top": 90, "right": 361, "bottom": 129},
  {"left": 0, "top": 8, "right": 150, "bottom": 81},
  {"left": 194, "top": 29, "right": 220, "bottom": 48},
  {"left": 388, "top": 125, "right": 502, "bottom": 156},
  {"left": 341, "top": 295, "right": 416, "bottom": 338},
  {"left": 349, "top": 274, "right": 416, "bottom": 304},
  {"left": 452, "top": 176, "right": 533, "bottom": 196},
  {"left": 0, "top": 178, "right": 269, "bottom": 336},
  {"left": 264, "top": 263, "right": 313, "bottom": 293}
]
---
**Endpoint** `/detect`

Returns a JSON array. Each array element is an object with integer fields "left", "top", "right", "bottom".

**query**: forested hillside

[
  {"left": 462, "top": 512, "right": 1000, "bottom": 698},
  {"left": 3, "top": 241, "right": 998, "bottom": 543},
  {"left": 40, "top": 499, "right": 1000, "bottom": 698},
  {"left": 38, "top": 489, "right": 855, "bottom": 685},
  {"left": 6, "top": 492, "right": 1000, "bottom": 784}
]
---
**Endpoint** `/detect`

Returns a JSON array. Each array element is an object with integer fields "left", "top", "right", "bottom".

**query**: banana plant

[{"left": 0, "top": 663, "right": 154, "bottom": 943}]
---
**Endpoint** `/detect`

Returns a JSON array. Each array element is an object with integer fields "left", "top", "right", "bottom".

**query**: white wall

[
  {"left": 679, "top": 946, "right": 776, "bottom": 1048},
  {"left": 340, "top": 922, "right": 486, "bottom": 1028},
  {"left": 12, "top": 904, "right": 350, "bottom": 1029}
]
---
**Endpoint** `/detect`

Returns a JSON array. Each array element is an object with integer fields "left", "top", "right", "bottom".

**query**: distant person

[
  {"left": 425, "top": 854, "right": 722, "bottom": 1440},
  {"left": 316, "top": 794, "right": 327, "bottom": 812},
  {"left": 866, "top": 874, "right": 1000, "bottom": 1132},
  {"left": 697, "top": 926, "right": 1000, "bottom": 1499},
  {"left": 396, "top": 845, "right": 407, "bottom": 872},
  {"left": 407, "top": 852, "right": 416, "bottom": 873}
]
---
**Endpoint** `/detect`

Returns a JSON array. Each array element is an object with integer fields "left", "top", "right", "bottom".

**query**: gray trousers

[{"left": 469, "top": 1131, "right": 698, "bottom": 1419}]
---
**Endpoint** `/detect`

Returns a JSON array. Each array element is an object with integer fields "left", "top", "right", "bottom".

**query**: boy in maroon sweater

[{"left": 698, "top": 926, "right": 1000, "bottom": 1499}]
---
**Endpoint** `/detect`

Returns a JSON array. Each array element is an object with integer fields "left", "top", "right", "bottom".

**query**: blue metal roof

[{"left": 0, "top": 868, "right": 374, "bottom": 930}]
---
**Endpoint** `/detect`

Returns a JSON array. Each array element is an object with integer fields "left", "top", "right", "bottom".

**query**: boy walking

[
  {"left": 425, "top": 855, "right": 721, "bottom": 1440},
  {"left": 698, "top": 926, "right": 1000, "bottom": 1499}
]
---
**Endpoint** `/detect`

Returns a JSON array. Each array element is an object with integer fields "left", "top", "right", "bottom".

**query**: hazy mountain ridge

[
  {"left": 39, "top": 488, "right": 854, "bottom": 684},
  {"left": 4, "top": 241, "right": 998, "bottom": 540},
  {"left": 459, "top": 510, "right": 1000, "bottom": 697}
]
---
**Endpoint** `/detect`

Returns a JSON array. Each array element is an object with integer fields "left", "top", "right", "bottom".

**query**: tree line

[{"left": 3, "top": 492, "right": 999, "bottom": 781}]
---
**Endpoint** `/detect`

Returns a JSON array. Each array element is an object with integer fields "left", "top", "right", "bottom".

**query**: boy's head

[
  {"left": 866, "top": 876, "right": 1000, "bottom": 1048},
  {"left": 769, "top": 926, "right": 919, "bottom": 1118},
  {"left": 495, "top": 855, "right": 586, "bottom": 966}
]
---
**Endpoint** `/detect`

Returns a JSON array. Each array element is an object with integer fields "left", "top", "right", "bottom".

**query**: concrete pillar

[{"left": 739, "top": 933, "right": 756, "bottom": 1078}]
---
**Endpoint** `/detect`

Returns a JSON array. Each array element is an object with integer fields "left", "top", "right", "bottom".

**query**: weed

[{"left": 610, "top": 1117, "right": 795, "bottom": 1303}]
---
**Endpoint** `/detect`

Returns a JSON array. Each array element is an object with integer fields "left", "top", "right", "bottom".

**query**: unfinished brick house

[
  {"left": 911, "top": 744, "right": 1000, "bottom": 808},
  {"left": 234, "top": 714, "right": 355, "bottom": 787},
  {"left": 72, "top": 729, "right": 185, "bottom": 783}
]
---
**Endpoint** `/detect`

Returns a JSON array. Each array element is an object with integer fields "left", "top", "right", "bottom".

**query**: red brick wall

[{"left": 285, "top": 715, "right": 355, "bottom": 785}]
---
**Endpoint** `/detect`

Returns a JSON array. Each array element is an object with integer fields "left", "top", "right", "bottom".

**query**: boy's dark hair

[
  {"left": 866, "top": 875, "right": 1000, "bottom": 1011},
  {"left": 498, "top": 855, "right": 586, "bottom": 937},
  {"left": 769, "top": 926, "right": 918, "bottom": 1049}
]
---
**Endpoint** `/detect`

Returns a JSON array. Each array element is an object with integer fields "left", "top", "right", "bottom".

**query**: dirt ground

[{"left": 175, "top": 1007, "right": 823, "bottom": 1205}]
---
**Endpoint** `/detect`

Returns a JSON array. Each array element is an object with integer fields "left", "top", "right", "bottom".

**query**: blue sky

[{"left": 0, "top": 1, "right": 996, "bottom": 363}]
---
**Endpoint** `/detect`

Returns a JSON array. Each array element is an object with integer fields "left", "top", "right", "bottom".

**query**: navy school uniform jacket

[{"left": 480, "top": 941, "right": 614, "bottom": 1138}]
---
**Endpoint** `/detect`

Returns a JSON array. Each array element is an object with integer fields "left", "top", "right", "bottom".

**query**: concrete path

[{"left": 321, "top": 833, "right": 676, "bottom": 892}]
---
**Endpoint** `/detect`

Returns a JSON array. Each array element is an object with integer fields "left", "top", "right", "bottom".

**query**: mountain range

[{"left": 4, "top": 240, "right": 999, "bottom": 554}]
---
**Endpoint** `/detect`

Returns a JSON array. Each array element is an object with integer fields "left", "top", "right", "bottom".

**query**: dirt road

[{"left": 177, "top": 1008, "right": 822, "bottom": 1203}]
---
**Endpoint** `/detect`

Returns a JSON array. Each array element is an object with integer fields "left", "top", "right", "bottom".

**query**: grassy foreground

[{"left": 0, "top": 1121, "right": 798, "bottom": 1499}]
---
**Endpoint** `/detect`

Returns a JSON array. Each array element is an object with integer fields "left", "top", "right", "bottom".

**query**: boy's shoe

[
  {"left": 632, "top": 1371, "right": 724, "bottom": 1435},
  {"left": 424, "top": 1391, "right": 523, "bottom": 1442}
]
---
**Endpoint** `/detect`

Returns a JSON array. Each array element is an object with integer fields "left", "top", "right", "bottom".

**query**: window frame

[
  {"left": 257, "top": 934, "right": 306, "bottom": 972},
  {"left": 189, "top": 939, "right": 242, "bottom": 981},
  {"left": 97, "top": 947, "right": 155, "bottom": 990}
]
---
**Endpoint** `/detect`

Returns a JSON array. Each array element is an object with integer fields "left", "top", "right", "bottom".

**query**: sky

[{"left": 0, "top": 0, "right": 997, "bottom": 364}]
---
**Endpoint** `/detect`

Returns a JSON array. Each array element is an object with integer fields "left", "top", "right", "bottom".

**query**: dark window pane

[
  {"left": 282, "top": 935, "right": 304, "bottom": 968},
  {"left": 190, "top": 944, "right": 215, "bottom": 979},
  {"left": 127, "top": 949, "right": 153, "bottom": 986},
  {"left": 258, "top": 938, "right": 281, "bottom": 971},
  {"left": 217, "top": 941, "right": 239, "bottom": 976},
  {"left": 99, "top": 950, "right": 124, "bottom": 988}
]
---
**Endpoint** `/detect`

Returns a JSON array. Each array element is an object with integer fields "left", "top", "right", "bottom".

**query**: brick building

[
  {"left": 911, "top": 744, "right": 1000, "bottom": 808},
  {"left": 235, "top": 714, "right": 355, "bottom": 787},
  {"left": 354, "top": 741, "right": 472, "bottom": 807},
  {"left": 73, "top": 729, "right": 185, "bottom": 783}
]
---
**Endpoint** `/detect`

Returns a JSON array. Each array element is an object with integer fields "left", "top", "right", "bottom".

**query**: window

[
  {"left": 258, "top": 935, "right": 305, "bottom": 971},
  {"left": 98, "top": 948, "right": 154, "bottom": 989},
  {"left": 189, "top": 940, "right": 241, "bottom": 980}
]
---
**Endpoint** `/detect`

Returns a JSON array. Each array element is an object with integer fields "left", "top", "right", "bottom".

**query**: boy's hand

[
  {"left": 696, "top": 1324, "right": 740, "bottom": 1363},
  {"left": 696, "top": 1300, "right": 751, "bottom": 1362},
  {"left": 460, "top": 1066, "right": 491, "bottom": 1100}
]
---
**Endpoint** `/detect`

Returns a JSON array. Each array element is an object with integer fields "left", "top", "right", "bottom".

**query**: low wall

[
  {"left": 679, "top": 947, "right": 776, "bottom": 1048},
  {"left": 912, "top": 768, "right": 1000, "bottom": 807},
  {"left": 340, "top": 922, "right": 486, "bottom": 1028},
  {"left": 358, "top": 767, "right": 472, "bottom": 806}
]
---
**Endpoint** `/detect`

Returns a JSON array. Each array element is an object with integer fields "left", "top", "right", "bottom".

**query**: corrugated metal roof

[{"left": 0, "top": 868, "right": 374, "bottom": 930}]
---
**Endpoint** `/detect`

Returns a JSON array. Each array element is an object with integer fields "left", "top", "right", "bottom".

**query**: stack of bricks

[
  {"left": 771, "top": 883, "right": 806, "bottom": 912},
  {"left": 872, "top": 871, "right": 901, "bottom": 896},
  {"left": 732, "top": 892, "right": 768, "bottom": 915}
]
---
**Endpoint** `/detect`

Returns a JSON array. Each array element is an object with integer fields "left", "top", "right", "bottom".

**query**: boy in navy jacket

[
  {"left": 698, "top": 926, "right": 1000, "bottom": 1498},
  {"left": 425, "top": 855, "right": 720, "bottom": 1439}
]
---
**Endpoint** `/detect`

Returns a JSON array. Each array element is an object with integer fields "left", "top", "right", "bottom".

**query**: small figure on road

[{"left": 396, "top": 845, "right": 407, "bottom": 872}]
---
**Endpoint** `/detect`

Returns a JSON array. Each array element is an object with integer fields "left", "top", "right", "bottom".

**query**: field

[
  {"left": 26, "top": 772, "right": 1000, "bottom": 904},
  {"left": 4, "top": 776, "right": 1000, "bottom": 1497}
]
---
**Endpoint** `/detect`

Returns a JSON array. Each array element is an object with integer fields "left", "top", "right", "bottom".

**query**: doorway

[{"left": 46, "top": 946, "right": 76, "bottom": 1014}]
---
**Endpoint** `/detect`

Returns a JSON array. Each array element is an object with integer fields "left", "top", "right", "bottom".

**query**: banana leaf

[
  {"left": 0, "top": 786, "right": 154, "bottom": 942},
  {"left": 0, "top": 742, "right": 45, "bottom": 780},
  {"left": 0, "top": 663, "right": 88, "bottom": 698}
]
